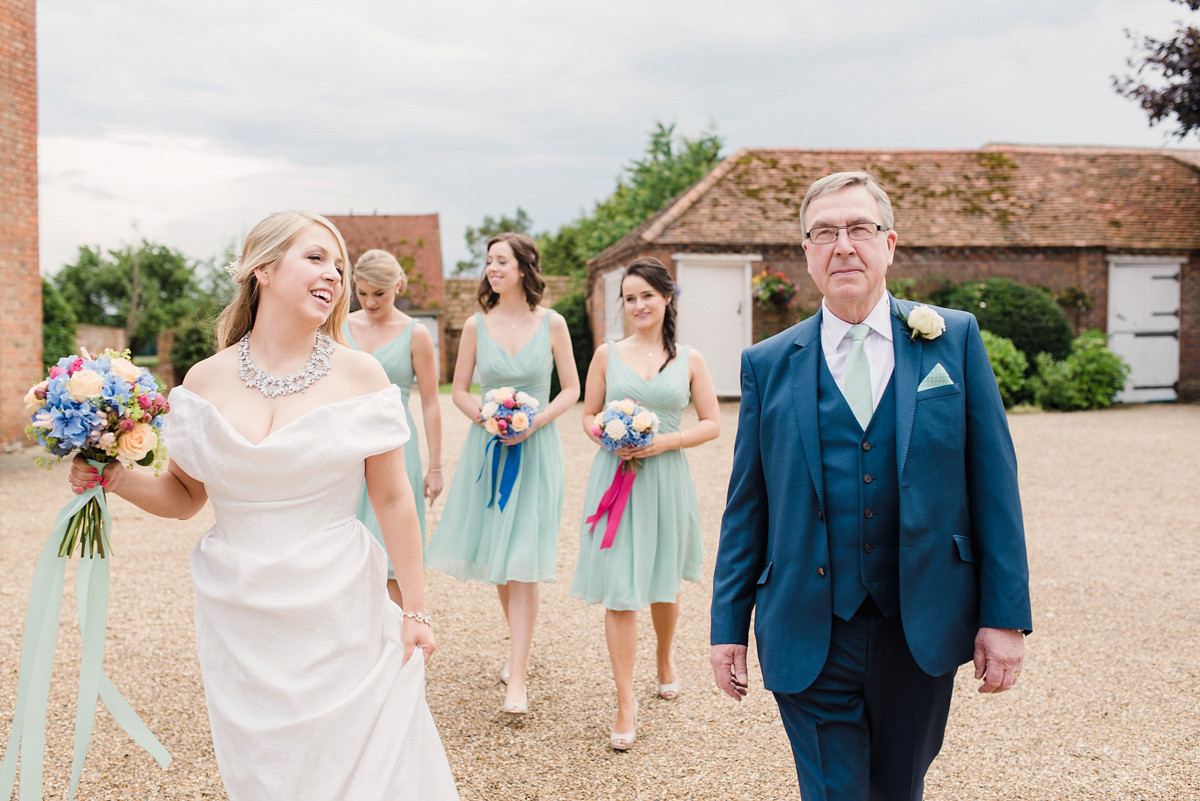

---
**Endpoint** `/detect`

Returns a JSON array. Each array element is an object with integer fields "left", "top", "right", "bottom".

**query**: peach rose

[
  {"left": 631, "top": 411, "right": 654, "bottom": 432},
  {"left": 483, "top": 418, "right": 501, "bottom": 436},
  {"left": 109, "top": 356, "right": 142, "bottom": 383},
  {"left": 67, "top": 369, "right": 105, "bottom": 401},
  {"left": 24, "top": 381, "right": 47, "bottom": 411},
  {"left": 116, "top": 422, "right": 157, "bottom": 464},
  {"left": 510, "top": 412, "right": 529, "bottom": 432},
  {"left": 616, "top": 398, "right": 636, "bottom": 416}
]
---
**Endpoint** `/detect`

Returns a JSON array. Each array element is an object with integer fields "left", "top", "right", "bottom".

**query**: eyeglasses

[{"left": 805, "top": 223, "right": 886, "bottom": 245}]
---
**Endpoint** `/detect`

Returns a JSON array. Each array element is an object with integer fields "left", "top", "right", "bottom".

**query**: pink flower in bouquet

[
  {"left": 69, "top": 357, "right": 84, "bottom": 374},
  {"left": 137, "top": 394, "right": 154, "bottom": 410},
  {"left": 118, "top": 418, "right": 136, "bottom": 433},
  {"left": 48, "top": 366, "right": 66, "bottom": 379}
]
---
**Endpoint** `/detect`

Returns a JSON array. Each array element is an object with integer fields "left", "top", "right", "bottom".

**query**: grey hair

[{"left": 799, "top": 171, "right": 895, "bottom": 232}]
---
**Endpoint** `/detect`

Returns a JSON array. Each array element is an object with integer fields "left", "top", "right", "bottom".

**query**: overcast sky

[{"left": 35, "top": 0, "right": 1198, "bottom": 276}]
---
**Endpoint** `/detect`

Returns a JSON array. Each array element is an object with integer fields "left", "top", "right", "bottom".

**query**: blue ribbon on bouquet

[
  {"left": 476, "top": 437, "right": 521, "bottom": 512},
  {"left": 1, "top": 460, "right": 171, "bottom": 801}
]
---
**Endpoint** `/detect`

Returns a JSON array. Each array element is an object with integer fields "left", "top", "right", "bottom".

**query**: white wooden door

[
  {"left": 674, "top": 254, "right": 760, "bottom": 397},
  {"left": 1107, "top": 259, "right": 1182, "bottom": 402}
]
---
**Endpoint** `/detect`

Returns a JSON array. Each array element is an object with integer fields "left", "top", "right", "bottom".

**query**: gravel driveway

[{"left": 2, "top": 398, "right": 1197, "bottom": 800}]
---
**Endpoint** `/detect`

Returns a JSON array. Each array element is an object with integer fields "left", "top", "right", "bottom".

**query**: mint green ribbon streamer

[{"left": 1, "top": 463, "right": 171, "bottom": 801}]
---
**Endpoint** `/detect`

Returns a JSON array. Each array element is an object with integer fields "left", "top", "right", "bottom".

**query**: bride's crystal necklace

[{"left": 238, "top": 331, "right": 334, "bottom": 398}]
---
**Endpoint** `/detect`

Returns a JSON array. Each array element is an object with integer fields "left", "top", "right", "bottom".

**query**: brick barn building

[
  {"left": 0, "top": 0, "right": 41, "bottom": 444},
  {"left": 586, "top": 146, "right": 1200, "bottom": 401},
  {"left": 325, "top": 213, "right": 448, "bottom": 380}
]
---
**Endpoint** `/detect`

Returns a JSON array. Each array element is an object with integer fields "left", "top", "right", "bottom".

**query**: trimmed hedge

[
  {"left": 980, "top": 330, "right": 1028, "bottom": 409},
  {"left": 1030, "top": 331, "right": 1130, "bottom": 411},
  {"left": 940, "top": 278, "right": 1073, "bottom": 364},
  {"left": 550, "top": 291, "right": 592, "bottom": 398}
]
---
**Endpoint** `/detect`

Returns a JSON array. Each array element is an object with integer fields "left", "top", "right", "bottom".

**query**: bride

[{"left": 70, "top": 211, "right": 459, "bottom": 799}]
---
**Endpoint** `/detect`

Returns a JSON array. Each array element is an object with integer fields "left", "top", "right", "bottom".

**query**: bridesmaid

[
  {"left": 570, "top": 258, "right": 719, "bottom": 751},
  {"left": 344, "top": 249, "right": 443, "bottom": 608},
  {"left": 426, "top": 233, "right": 579, "bottom": 715}
]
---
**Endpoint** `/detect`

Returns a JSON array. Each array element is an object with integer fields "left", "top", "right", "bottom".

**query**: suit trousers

[{"left": 774, "top": 598, "right": 956, "bottom": 801}]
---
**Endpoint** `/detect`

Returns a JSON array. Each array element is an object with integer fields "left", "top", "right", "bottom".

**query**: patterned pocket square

[{"left": 917, "top": 363, "right": 954, "bottom": 391}]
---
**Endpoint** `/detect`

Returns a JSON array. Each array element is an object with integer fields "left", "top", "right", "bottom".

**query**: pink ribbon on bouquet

[{"left": 585, "top": 461, "right": 638, "bottom": 549}]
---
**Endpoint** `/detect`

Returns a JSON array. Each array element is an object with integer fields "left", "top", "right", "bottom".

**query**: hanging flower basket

[{"left": 752, "top": 269, "right": 798, "bottom": 310}]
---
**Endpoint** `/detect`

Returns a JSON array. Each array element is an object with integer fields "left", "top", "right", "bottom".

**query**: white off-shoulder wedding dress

[{"left": 166, "top": 385, "right": 458, "bottom": 800}]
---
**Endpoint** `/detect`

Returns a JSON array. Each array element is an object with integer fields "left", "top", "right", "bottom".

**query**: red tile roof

[
  {"left": 325, "top": 213, "right": 444, "bottom": 309},
  {"left": 590, "top": 145, "right": 1200, "bottom": 266}
]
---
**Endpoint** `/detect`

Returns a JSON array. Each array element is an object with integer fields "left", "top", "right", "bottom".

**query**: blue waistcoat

[{"left": 818, "top": 351, "right": 901, "bottom": 621}]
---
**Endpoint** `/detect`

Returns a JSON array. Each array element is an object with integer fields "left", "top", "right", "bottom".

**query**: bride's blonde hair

[{"left": 216, "top": 211, "right": 351, "bottom": 350}]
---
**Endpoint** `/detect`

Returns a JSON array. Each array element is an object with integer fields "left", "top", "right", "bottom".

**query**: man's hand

[
  {"left": 973, "top": 627, "right": 1024, "bottom": 693},
  {"left": 710, "top": 644, "right": 750, "bottom": 701}
]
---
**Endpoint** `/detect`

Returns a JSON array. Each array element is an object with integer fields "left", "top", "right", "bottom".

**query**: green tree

[
  {"left": 539, "top": 122, "right": 724, "bottom": 276},
  {"left": 1114, "top": 0, "right": 1200, "bottom": 139},
  {"left": 53, "top": 240, "right": 206, "bottom": 355},
  {"left": 455, "top": 208, "right": 534, "bottom": 276},
  {"left": 41, "top": 278, "right": 78, "bottom": 368}
]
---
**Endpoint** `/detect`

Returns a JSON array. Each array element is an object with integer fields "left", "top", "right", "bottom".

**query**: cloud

[{"left": 35, "top": 0, "right": 1193, "bottom": 273}]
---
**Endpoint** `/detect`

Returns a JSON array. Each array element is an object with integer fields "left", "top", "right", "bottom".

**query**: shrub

[
  {"left": 42, "top": 278, "right": 78, "bottom": 368},
  {"left": 980, "top": 330, "right": 1028, "bottom": 408},
  {"left": 550, "top": 292, "right": 592, "bottom": 398},
  {"left": 170, "top": 321, "right": 216, "bottom": 381},
  {"left": 941, "top": 278, "right": 1073, "bottom": 364},
  {"left": 1030, "top": 331, "right": 1130, "bottom": 411}
]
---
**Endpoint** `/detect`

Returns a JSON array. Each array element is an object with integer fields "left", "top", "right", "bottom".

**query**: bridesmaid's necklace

[{"left": 238, "top": 332, "right": 334, "bottom": 398}]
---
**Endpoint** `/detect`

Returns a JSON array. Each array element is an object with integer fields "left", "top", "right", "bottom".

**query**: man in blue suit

[{"left": 710, "top": 172, "right": 1031, "bottom": 800}]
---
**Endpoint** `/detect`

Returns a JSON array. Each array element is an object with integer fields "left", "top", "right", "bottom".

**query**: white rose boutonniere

[{"left": 900, "top": 305, "right": 946, "bottom": 341}]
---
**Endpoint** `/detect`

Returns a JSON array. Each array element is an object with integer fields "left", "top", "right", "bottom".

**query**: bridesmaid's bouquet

[
  {"left": 590, "top": 398, "right": 660, "bottom": 472},
  {"left": 26, "top": 348, "right": 170, "bottom": 556},
  {"left": 477, "top": 385, "right": 539, "bottom": 438},
  {"left": 586, "top": 399, "right": 660, "bottom": 550},
  {"left": 475, "top": 386, "right": 539, "bottom": 511},
  {"left": 3, "top": 348, "right": 173, "bottom": 800}
]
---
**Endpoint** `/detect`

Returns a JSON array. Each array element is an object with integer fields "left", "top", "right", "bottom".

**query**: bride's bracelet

[{"left": 399, "top": 609, "right": 433, "bottom": 626}]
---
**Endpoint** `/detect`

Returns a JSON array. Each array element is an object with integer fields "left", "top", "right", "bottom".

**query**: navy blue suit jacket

[{"left": 710, "top": 296, "right": 1032, "bottom": 694}]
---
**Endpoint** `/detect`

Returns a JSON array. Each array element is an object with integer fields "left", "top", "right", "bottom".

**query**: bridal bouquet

[
  {"left": 586, "top": 399, "right": 660, "bottom": 550},
  {"left": 478, "top": 385, "right": 539, "bottom": 438},
  {"left": 26, "top": 348, "right": 170, "bottom": 556},
  {"left": 476, "top": 386, "right": 539, "bottom": 511},
  {"left": 3, "top": 348, "right": 172, "bottom": 800},
  {"left": 590, "top": 398, "right": 660, "bottom": 472}
]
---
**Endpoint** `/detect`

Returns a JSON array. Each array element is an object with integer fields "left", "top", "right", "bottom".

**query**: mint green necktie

[{"left": 844, "top": 323, "right": 873, "bottom": 430}]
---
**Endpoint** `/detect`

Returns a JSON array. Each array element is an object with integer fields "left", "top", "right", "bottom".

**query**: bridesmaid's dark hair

[
  {"left": 476, "top": 232, "right": 545, "bottom": 312},
  {"left": 621, "top": 258, "right": 677, "bottom": 372}
]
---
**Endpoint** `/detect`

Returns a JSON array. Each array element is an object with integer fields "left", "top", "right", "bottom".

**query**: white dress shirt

[{"left": 819, "top": 293, "right": 895, "bottom": 414}]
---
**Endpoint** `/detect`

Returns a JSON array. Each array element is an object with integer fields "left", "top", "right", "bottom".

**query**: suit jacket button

[
  {"left": 863, "top": 474, "right": 873, "bottom": 483},
  {"left": 816, "top": 567, "right": 826, "bottom": 577},
  {"left": 864, "top": 543, "right": 874, "bottom": 553},
  {"left": 864, "top": 509, "right": 874, "bottom": 518},
  {"left": 862, "top": 442, "right": 872, "bottom": 451}
]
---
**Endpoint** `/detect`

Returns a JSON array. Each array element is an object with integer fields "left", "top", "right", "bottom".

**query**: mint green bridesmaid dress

[
  {"left": 426, "top": 311, "right": 564, "bottom": 584},
  {"left": 344, "top": 320, "right": 426, "bottom": 578},
  {"left": 570, "top": 344, "right": 703, "bottom": 610}
]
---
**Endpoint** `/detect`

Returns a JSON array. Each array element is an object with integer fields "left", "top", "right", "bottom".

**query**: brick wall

[
  {"left": 588, "top": 243, "right": 1199, "bottom": 399},
  {"left": 442, "top": 275, "right": 577, "bottom": 383},
  {"left": 0, "top": 0, "right": 40, "bottom": 444},
  {"left": 1181, "top": 252, "right": 1200, "bottom": 400}
]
